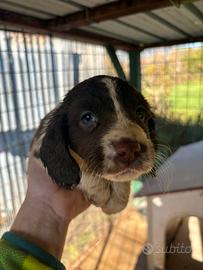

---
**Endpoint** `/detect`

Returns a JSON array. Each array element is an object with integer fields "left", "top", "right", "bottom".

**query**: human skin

[{"left": 11, "top": 151, "right": 90, "bottom": 259}]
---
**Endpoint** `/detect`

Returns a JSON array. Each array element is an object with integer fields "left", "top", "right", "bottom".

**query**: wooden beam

[
  {"left": 48, "top": 0, "right": 179, "bottom": 30},
  {"left": 0, "top": 9, "right": 139, "bottom": 51},
  {"left": 0, "top": 8, "right": 202, "bottom": 51},
  {"left": 106, "top": 45, "right": 127, "bottom": 81},
  {"left": 0, "top": 8, "right": 47, "bottom": 32}
]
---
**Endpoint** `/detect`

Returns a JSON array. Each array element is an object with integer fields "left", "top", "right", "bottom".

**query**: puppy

[{"left": 32, "top": 75, "right": 156, "bottom": 214}]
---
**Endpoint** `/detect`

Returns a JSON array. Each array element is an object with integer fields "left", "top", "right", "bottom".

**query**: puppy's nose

[{"left": 113, "top": 138, "right": 141, "bottom": 164}]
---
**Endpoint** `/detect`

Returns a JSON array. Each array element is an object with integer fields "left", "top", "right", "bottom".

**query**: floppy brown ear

[{"left": 38, "top": 112, "right": 80, "bottom": 189}]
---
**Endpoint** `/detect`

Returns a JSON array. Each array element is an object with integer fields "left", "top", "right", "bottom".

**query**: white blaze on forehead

[
  {"left": 102, "top": 77, "right": 128, "bottom": 124},
  {"left": 101, "top": 77, "right": 152, "bottom": 175},
  {"left": 101, "top": 77, "right": 150, "bottom": 146}
]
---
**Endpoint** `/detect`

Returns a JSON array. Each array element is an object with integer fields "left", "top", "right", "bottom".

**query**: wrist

[{"left": 11, "top": 196, "right": 70, "bottom": 259}]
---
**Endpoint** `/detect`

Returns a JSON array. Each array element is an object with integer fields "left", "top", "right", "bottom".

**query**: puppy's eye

[
  {"left": 136, "top": 107, "right": 146, "bottom": 121},
  {"left": 80, "top": 112, "right": 97, "bottom": 127}
]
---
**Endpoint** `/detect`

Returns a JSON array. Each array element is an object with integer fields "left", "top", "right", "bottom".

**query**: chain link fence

[{"left": 141, "top": 43, "right": 203, "bottom": 157}]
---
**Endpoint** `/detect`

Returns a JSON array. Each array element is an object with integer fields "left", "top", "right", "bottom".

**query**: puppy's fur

[{"left": 32, "top": 75, "right": 156, "bottom": 214}]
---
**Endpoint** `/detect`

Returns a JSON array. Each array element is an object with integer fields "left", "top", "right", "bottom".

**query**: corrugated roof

[
  {"left": 69, "top": 0, "right": 116, "bottom": 8},
  {"left": 0, "top": 1, "right": 53, "bottom": 19},
  {"left": 118, "top": 13, "right": 187, "bottom": 40},
  {"left": 0, "top": 0, "right": 202, "bottom": 49},
  {"left": 81, "top": 1, "right": 203, "bottom": 45},
  {"left": 84, "top": 20, "right": 161, "bottom": 44},
  {"left": 0, "top": 0, "right": 81, "bottom": 17},
  {"left": 153, "top": 5, "right": 203, "bottom": 37}
]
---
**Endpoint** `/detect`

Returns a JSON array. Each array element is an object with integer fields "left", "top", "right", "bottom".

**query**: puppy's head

[{"left": 36, "top": 75, "right": 156, "bottom": 188}]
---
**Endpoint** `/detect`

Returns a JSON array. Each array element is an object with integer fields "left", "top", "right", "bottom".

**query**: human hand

[
  {"left": 11, "top": 149, "right": 90, "bottom": 259},
  {"left": 27, "top": 152, "right": 90, "bottom": 222}
]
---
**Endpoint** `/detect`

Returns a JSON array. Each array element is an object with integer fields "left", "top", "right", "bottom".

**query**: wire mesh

[
  {"left": 0, "top": 30, "right": 131, "bottom": 267},
  {"left": 141, "top": 43, "right": 203, "bottom": 156},
  {"left": 142, "top": 44, "right": 203, "bottom": 121},
  {"left": 0, "top": 29, "right": 124, "bottom": 233}
]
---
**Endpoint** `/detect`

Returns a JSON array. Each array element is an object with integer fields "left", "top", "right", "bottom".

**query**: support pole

[
  {"left": 50, "top": 36, "right": 59, "bottom": 103},
  {"left": 129, "top": 50, "right": 141, "bottom": 92},
  {"left": 106, "top": 45, "right": 126, "bottom": 81},
  {"left": 73, "top": 53, "right": 80, "bottom": 86}
]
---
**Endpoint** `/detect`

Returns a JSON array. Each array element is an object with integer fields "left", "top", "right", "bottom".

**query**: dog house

[{"left": 0, "top": 1, "right": 203, "bottom": 269}]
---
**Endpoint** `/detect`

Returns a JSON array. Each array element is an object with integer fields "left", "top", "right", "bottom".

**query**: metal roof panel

[
  {"left": 69, "top": 0, "right": 116, "bottom": 8},
  {"left": 0, "top": 0, "right": 202, "bottom": 48},
  {"left": 0, "top": 2, "right": 53, "bottom": 19},
  {"left": 90, "top": 20, "right": 160, "bottom": 44},
  {"left": 153, "top": 5, "right": 203, "bottom": 37},
  {"left": 81, "top": 25, "right": 137, "bottom": 43},
  {"left": 2, "top": 0, "right": 80, "bottom": 16},
  {"left": 119, "top": 13, "right": 185, "bottom": 40},
  {"left": 193, "top": 0, "right": 203, "bottom": 11}
]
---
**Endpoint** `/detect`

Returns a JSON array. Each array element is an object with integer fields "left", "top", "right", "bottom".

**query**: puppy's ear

[{"left": 39, "top": 112, "right": 80, "bottom": 189}]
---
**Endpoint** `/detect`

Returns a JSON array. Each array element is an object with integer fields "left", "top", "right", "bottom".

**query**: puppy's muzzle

[{"left": 113, "top": 138, "right": 146, "bottom": 170}]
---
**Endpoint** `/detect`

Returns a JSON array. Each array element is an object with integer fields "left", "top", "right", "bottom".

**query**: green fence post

[
  {"left": 129, "top": 50, "right": 141, "bottom": 92},
  {"left": 106, "top": 45, "right": 127, "bottom": 81}
]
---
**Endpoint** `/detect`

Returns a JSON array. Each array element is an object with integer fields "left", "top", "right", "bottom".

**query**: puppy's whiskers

[
  {"left": 155, "top": 143, "right": 172, "bottom": 155},
  {"left": 153, "top": 151, "right": 172, "bottom": 193}
]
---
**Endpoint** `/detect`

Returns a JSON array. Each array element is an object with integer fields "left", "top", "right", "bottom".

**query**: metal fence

[
  {"left": 0, "top": 29, "right": 203, "bottom": 266},
  {"left": 142, "top": 43, "right": 203, "bottom": 155},
  {"left": 142, "top": 43, "right": 203, "bottom": 122},
  {"left": 0, "top": 30, "right": 130, "bottom": 233}
]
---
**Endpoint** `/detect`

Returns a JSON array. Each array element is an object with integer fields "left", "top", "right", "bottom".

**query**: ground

[
  {"left": 62, "top": 205, "right": 147, "bottom": 270},
  {"left": 62, "top": 201, "right": 203, "bottom": 270}
]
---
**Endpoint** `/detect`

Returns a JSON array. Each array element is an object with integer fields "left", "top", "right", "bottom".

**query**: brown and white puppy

[{"left": 32, "top": 75, "right": 156, "bottom": 214}]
